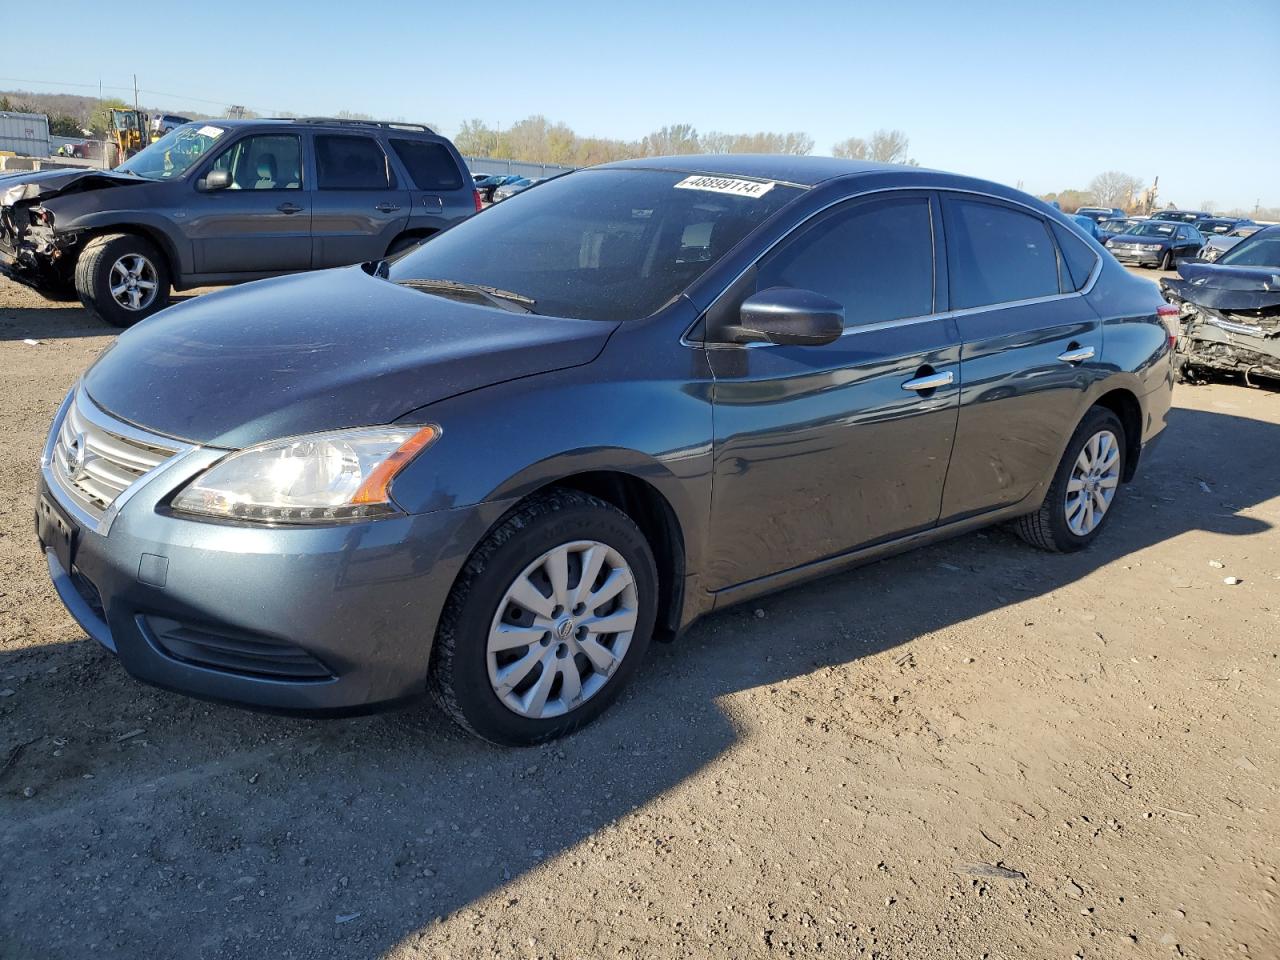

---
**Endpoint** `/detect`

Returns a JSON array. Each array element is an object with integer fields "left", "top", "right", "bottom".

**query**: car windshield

[
  {"left": 1129, "top": 222, "right": 1178, "bottom": 238},
  {"left": 116, "top": 124, "right": 226, "bottom": 180},
  {"left": 1217, "top": 231, "right": 1280, "bottom": 268},
  {"left": 389, "top": 168, "right": 803, "bottom": 321},
  {"left": 1099, "top": 219, "right": 1132, "bottom": 233}
]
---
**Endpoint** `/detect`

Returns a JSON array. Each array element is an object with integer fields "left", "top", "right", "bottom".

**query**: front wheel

[
  {"left": 1015, "top": 407, "right": 1126, "bottom": 552},
  {"left": 429, "top": 489, "right": 658, "bottom": 746},
  {"left": 74, "top": 233, "right": 171, "bottom": 328},
  {"left": 1159, "top": 250, "right": 1174, "bottom": 271}
]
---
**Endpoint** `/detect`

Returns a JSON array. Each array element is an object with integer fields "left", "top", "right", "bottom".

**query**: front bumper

[
  {"left": 37, "top": 451, "right": 505, "bottom": 716},
  {"left": 1107, "top": 245, "right": 1165, "bottom": 267}
]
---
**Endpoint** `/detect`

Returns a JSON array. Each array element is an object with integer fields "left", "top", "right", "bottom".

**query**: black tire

[
  {"left": 74, "top": 233, "right": 171, "bottom": 328},
  {"left": 1015, "top": 406, "right": 1126, "bottom": 553},
  {"left": 1159, "top": 249, "right": 1174, "bottom": 272},
  {"left": 429, "top": 489, "right": 658, "bottom": 746}
]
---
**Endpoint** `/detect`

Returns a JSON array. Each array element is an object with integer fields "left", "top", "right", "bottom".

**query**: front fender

[
  {"left": 53, "top": 208, "right": 190, "bottom": 278},
  {"left": 388, "top": 326, "right": 715, "bottom": 577}
]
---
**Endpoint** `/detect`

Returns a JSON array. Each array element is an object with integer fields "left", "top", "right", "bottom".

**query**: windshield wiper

[{"left": 397, "top": 278, "right": 536, "bottom": 314}]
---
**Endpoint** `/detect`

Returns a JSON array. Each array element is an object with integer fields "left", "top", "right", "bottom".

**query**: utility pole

[{"left": 133, "top": 74, "right": 139, "bottom": 114}]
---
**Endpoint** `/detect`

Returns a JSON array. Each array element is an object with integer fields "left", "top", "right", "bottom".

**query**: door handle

[
  {"left": 375, "top": 202, "right": 402, "bottom": 213},
  {"left": 277, "top": 202, "right": 303, "bottom": 214},
  {"left": 1057, "top": 345, "right": 1096, "bottom": 364},
  {"left": 901, "top": 370, "right": 954, "bottom": 392}
]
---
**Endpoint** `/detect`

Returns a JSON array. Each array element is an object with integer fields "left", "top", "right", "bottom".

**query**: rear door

[
  {"left": 309, "top": 133, "right": 411, "bottom": 267},
  {"left": 186, "top": 132, "right": 311, "bottom": 274},
  {"left": 387, "top": 137, "right": 473, "bottom": 230},
  {"left": 705, "top": 191, "right": 962, "bottom": 590},
  {"left": 937, "top": 194, "right": 1102, "bottom": 521}
]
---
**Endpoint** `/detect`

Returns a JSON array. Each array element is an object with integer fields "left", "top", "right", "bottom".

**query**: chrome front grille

[{"left": 50, "top": 390, "right": 181, "bottom": 521}]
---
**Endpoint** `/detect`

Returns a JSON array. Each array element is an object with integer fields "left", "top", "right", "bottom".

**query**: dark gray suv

[
  {"left": 0, "top": 117, "right": 479, "bottom": 326},
  {"left": 36, "top": 156, "right": 1175, "bottom": 745}
]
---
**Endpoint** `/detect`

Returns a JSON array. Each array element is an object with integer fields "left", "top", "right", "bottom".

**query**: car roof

[
  {"left": 195, "top": 117, "right": 441, "bottom": 137},
  {"left": 599, "top": 154, "right": 904, "bottom": 187},
  {"left": 594, "top": 154, "right": 1061, "bottom": 212}
]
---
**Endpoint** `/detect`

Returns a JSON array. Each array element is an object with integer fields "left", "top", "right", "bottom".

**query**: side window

[
  {"left": 757, "top": 196, "right": 934, "bottom": 326},
  {"left": 1050, "top": 221, "right": 1100, "bottom": 292},
  {"left": 207, "top": 134, "right": 302, "bottom": 190},
  {"left": 389, "top": 139, "right": 463, "bottom": 190},
  {"left": 945, "top": 198, "right": 1059, "bottom": 308},
  {"left": 315, "top": 135, "right": 392, "bottom": 190}
]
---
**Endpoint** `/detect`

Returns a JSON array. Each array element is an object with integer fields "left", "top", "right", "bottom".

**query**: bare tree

[
  {"left": 641, "top": 124, "right": 700, "bottom": 156},
  {"left": 1088, "top": 171, "right": 1144, "bottom": 210},
  {"left": 831, "top": 136, "right": 869, "bottom": 160},
  {"left": 832, "top": 129, "right": 916, "bottom": 165}
]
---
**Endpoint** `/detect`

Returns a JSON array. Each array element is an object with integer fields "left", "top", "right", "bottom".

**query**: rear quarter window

[
  {"left": 389, "top": 139, "right": 465, "bottom": 191},
  {"left": 1051, "top": 222, "right": 1100, "bottom": 291}
]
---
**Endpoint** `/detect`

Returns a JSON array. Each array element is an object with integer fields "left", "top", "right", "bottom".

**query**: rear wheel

[
  {"left": 1015, "top": 407, "right": 1126, "bottom": 552},
  {"left": 74, "top": 233, "right": 171, "bottom": 327},
  {"left": 429, "top": 489, "right": 658, "bottom": 745}
]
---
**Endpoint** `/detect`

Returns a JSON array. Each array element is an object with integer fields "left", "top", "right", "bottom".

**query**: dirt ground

[{"left": 0, "top": 272, "right": 1276, "bottom": 960}]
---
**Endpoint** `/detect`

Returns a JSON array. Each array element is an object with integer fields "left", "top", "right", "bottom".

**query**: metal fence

[{"left": 463, "top": 156, "right": 575, "bottom": 180}]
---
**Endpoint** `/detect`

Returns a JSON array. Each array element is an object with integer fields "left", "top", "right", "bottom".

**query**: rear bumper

[{"left": 38, "top": 469, "right": 506, "bottom": 716}]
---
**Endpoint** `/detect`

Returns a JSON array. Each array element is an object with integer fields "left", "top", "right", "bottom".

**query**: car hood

[
  {"left": 1161, "top": 261, "right": 1280, "bottom": 311},
  {"left": 1108, "top": 233, "right": 1172, "bottom": 246},
  {"left": 83, "top": 266, "right": 618, "bottom": 448},
  {"left": 0, "top": 168, "right": 144, "bottom": 204}
]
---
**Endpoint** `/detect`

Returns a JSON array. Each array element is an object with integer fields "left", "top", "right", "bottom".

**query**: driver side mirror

[
  {"left": 198, "top": 169, "right": 231, "bottom": 192},
  {"left": 719, "top": 287, "right": 845, "bottom": 346}
]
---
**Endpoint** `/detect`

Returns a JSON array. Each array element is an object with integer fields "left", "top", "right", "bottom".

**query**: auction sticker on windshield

[
  {"left": 675, "top": 175, "right": 775, "bottom": 198},
  {"left": 196, "top": 125, "right": 224, "bottom": 139}
]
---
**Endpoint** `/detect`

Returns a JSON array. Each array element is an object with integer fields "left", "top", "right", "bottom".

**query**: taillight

[
  {"left": 473, "top": 189, "right": 483, "bottom": 212},
  {"left": 1157, "top": 304, "right": 1179, "bottom": 347}
]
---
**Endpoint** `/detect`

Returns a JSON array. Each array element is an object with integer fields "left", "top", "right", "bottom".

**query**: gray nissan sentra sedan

[{"left": 36, "top": 156, "right": 1175, "bottom": 745}]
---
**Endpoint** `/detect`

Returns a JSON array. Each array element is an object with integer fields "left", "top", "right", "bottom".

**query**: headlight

[
  {"left": 171, "top": 425, "right": 440, "bottom": 524},
  {"left": 1139, "top": 243, "right": 1162, "bottom": 251}
]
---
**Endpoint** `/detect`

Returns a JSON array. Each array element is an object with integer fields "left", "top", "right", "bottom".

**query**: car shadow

[
  {"left": 0, "top": 404, "right": 1275, "bottom": 959},
  {"left": 0, "top": 289, "right": 207, "bottom": 342}
]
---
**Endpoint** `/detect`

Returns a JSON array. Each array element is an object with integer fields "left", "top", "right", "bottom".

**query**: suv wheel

[
  {"left": 74, "top": 233, "right": 171, "bottom": 327},
  {"left": 1015, "top": 406, "right": 1126, "bottom": 552},
  {"left": 429, "top": 489, "right": 658, "bottom": 746}
]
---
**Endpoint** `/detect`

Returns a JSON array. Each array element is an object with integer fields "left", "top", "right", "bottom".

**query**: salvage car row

[{"left": 1071, "top": 206, "right": 1263, "bottom": 270}]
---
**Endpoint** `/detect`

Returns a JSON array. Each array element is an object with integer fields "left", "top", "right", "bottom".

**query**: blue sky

[{"left": 5, "top": 0, "right": 1277, "bottom": 209}]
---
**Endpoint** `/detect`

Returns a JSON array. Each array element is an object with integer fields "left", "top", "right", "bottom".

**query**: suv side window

[
  {"left": 757, "top": 195, "right": 935, "bottom": 326},
  {"left": 207, "top": 134, "right": 302, "bottom": 190},
  {"left": 389, "top": 139, "right": 464, "bottom": 190},
  {"left": 315, "top": 135, "right": 393, "bottom": 190},
  {"left": 944, "top": 198, "right": 1059, "bottom": 308}
]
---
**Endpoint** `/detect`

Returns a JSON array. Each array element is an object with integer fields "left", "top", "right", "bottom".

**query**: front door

[
  {"left": 187, "top": 132, "right": 311, "bottom": 274},
  {"left": 937, "top": 194, "right": 1103, "bottom": 521},
  {"left": 705, "top": 192, "right": 961, "bottom": 591},
  {"left": 309, "top": 133, "right": 411, "bottom": 267}
]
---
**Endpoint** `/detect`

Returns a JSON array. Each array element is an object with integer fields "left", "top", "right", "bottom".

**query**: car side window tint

[
  {"left": 389, "top": 139, "right": 464, "bottom": 190},
  {"left": 315, "top": 135, "right": 392, "bottom": 190},
  {"left": 208, "top": 134, "right": 302, "bottom": 190},
  {"left": 945, "top": 199, "right": 1059, "bottom": 308},
  {"left": 757, "top": 196, "right": 934, "bottom": 326},
  {"left": 1050, "top": 222, "right": 1100, "bottom": 292}
]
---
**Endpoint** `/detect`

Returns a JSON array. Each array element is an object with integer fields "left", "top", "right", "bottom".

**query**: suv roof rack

[{"left": 288, "top": 117, "right": 436, "bottom": 134}]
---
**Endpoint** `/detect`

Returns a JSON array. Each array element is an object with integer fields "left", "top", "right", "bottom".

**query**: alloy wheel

[
  {"left": 109, "top": 254, "right": 159, "bottom": 312},
  {"left": 1065, "top": 429, "right": 1121, "bottom": 536},
  {"left": 486, "top": 540, "right": 638, "bottom": 719}
]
